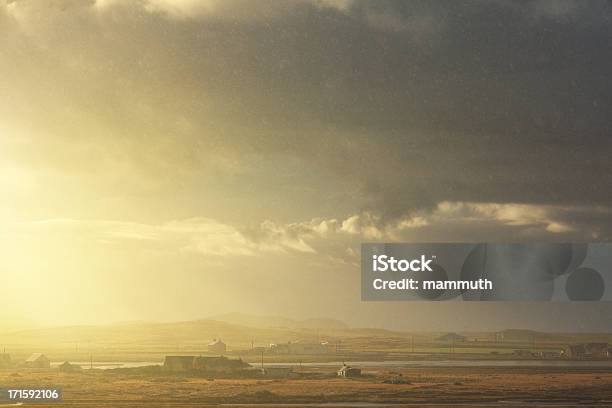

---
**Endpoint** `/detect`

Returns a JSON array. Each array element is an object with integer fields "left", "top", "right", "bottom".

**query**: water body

[
  {"left": 261, "top": 360, "right": 612, "bottom": 369},
  {"left": 53, "top": 359, "right": 612, "bottom": 370},
  {"left": 50, "top": 361, "right": 159, "bottom": 370}
]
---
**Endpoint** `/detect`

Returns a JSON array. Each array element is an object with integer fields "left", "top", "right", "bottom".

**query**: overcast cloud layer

[{"left": 1, "top": 0, "right": 612, "bottom": 331}]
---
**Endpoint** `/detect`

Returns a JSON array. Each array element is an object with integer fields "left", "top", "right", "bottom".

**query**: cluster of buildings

[
  {"left": 163, "top": 355, "right": 364, "bottom": 379},
  {"left": 568, "top": 342, "right": 612, "bottom": 359},
  {"left": 513, "top": 349, "right": 564, "bottom": 359},
  {"left": 207, "top": 339, "right": 227, "bottom": 354},
  {"left": 511, "top": 342, "right": 612, "bottom": 360},
  {"left": 337, "top": 364, "right": 361, "bottom": 378},
  {"left": 0, "top": 353, "right": 50, "bottom": 369},
  {"left": 164, "top": 338, "right": 251, "bottom": 373}
]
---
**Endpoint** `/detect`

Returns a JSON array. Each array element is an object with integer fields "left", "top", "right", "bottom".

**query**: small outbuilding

[
  {"left": 568, "top": 342, "right": 610, "bottom": 359},
  {"left": 208, "top": 339, "right": 227, "bottom": 354},
  {"left": 338, "top": 364, "right": 361, "bottom": 378},
  {"left": 24, "top": 353, "right": 50, "bottom": 369},
  {"left": 585, "top": 343, "right": 609, "bottom": 358},
  {"left": 58, "top": 361, "right": 82, "bottom": 372}
]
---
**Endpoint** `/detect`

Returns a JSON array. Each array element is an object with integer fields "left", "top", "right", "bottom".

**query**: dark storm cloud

[
  {"left": 247, "top": 0, "right": 612, "bottom": 221},
  {"left": 174, "top": 0, "right": 612, "bottom": 212},
  {"left": 307, "top": 0, "right": 612, "bottom": 214},
  {"left": 3, "top": 0, "right": 612, "bottom": 225},
  {"left": 4, "top": 0, "right": 612, "bottom": 332}
]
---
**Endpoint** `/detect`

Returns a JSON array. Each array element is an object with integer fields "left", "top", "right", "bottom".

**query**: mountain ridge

[{"left": 208, "top": 312, "right": 349, "bottom": 330}]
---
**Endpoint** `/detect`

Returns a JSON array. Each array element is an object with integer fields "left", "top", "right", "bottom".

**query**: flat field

[{"left": 1, "top": 366, "right": 612, "bottom": 407}]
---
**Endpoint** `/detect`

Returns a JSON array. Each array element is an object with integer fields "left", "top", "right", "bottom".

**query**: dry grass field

[
  {"left": 3, "top": 322, "right": 612, "bottom": 406},
  {"left": 1, "top": 366, "right": 612, "bottom": 407}
]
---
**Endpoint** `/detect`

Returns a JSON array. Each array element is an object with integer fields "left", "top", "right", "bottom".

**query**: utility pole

[{"left": 260, "top": 350, "right": 264, "bottom": 370}]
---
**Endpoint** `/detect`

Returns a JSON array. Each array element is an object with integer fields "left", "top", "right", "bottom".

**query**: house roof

[
  {"left": 338, "top": 365, "right": 360, "bottom": 372},
  {"left": 25, "top": 353, "right": 47, "bottom": 362},
  {"left": 437, "top": 333, "right": 466, "bottom": 341}
]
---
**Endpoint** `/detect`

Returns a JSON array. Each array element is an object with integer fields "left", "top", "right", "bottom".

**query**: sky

[{"left": 1, "top": 0, "right": 612, "bottom": 332}]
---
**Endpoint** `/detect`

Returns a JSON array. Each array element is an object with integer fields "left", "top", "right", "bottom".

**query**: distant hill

[
  {"left": 210, "top": 312, "right": 349, "bottom": 330},
  {"left": 2, "top": 317, "right": 355, "bottom": 354},
  {"left": 497, "top": 329, "right": 612, "bottom": 344},
  {"left": 4, "top": 319, "right": 296, "bottom": 348},
  {"left": 498, "top": 329, "right": 545, "bottom": 342},
  {"left": 0, "top": 314, "right": 36, "bottom": 332},
  {"left": 4, "top": 317, "right": 611, "bottom": 361}
]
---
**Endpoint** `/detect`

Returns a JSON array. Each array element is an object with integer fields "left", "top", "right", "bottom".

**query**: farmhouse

[
  {"left": 268, "top": 343, "right": 289, "bottom": 353},
  {"left": 58, "top": 361, "right": 82, "bottom": 372},
  {"left": 585, "top": 343, "right": 610, "bottom": 358},
  {"left": 568, "top": 342, "right": 610, "bottom": 359},
  {"left": 208, "top": 339, "right": 227, "bottom": 354},
  {"left": 569, "top": 344, "right": 586, "bottom": 358},
  {"left": 24, "top": 353, "right": 50, "bottom": 368},
  {"left": 338, "top": 364, "right": 361, "bottom": 378}
]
